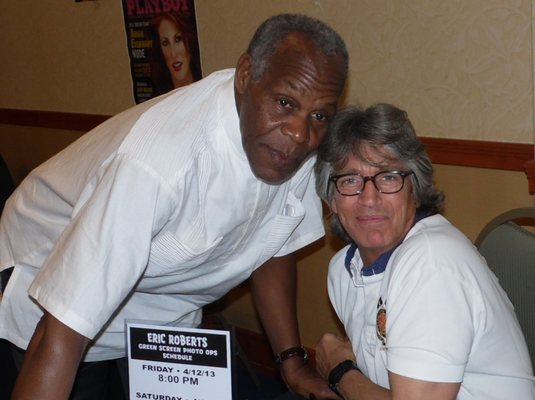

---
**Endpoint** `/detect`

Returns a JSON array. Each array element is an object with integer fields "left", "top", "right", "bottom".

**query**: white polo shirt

[
  {"left": 328, "top": 214, "right": 535, "bottom": 399},
  {"left": 0, "top": 69, "right": 324, "bottom": 361}
]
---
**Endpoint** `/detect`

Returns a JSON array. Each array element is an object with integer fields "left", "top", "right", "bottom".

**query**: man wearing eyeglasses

[{"left": 311, "top": 103, "right": 534, "bottom": 399}]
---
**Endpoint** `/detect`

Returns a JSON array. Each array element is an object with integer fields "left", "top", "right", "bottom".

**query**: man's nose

[
  {"left": 282, "top": 117, "right": 309, "bottom": 144},
  {"left": 358, "top": 179, "right": 380, "bottom": 204}
]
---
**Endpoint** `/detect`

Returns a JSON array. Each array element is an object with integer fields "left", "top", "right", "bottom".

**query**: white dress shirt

[{"left": 0, "top": 69, "right": 324, "bottom": 361}]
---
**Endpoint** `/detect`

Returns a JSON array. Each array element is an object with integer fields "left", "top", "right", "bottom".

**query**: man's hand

[
  {"left": 280, "top": 356, "right": 339, "bottom": 399},
  {"left": 315, "top": 333, "right": 355, "bottom": 379},
  {"left": 250, "top": 254, "right": 337, "bottom": 399},
  {"left": 315, "top": 333, "right": 461, "bottom": 400}
]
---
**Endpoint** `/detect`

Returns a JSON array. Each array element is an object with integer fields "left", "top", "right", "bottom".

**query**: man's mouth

[
  {"left": 357, "top": 215, "right": 387, "bottom": 225},
  {"left": 265, "top": 145, "right": 298, "bottom": 167}
]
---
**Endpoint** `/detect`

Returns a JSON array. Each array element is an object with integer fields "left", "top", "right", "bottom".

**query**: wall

[
  {"left": 0, "top": 125, "right": 84, "bottom": 184},
  {"left": 3, "top": 1, "right": 533, "bottom": 142},
  {"left": 0, "top": 2, "right": 132, "bottom": 114},
  {"left": 196, "top": 0, "right": 534, "bottom": 144},
  {"left": 1, "top": 0, "right": 534, "bottom": 347}
]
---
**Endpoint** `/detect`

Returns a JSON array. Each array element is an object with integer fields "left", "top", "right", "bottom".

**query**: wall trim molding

[
  {"left": 420, "top": 137, "right": 533, "bottom": 172},
  {"left": 0, "top": 108, "right": 109, "bottom": 132},
  {"left": 1, "top": 108, "right": 534, "bottom": 189},
  {"left": 525, "top": 160, "right": 535, "bottom": 194}
]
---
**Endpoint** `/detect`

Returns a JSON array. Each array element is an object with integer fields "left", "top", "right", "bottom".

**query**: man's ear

[
  {"left": 235, "top": 53, "right": 252, "bottom": 96},
  {"left": 330, "top": 198, "right": 338, "bottom": 214}
]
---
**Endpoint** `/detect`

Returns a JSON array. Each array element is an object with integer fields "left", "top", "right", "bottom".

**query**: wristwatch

[
  {"left": 328, "top": 359, "right": 361, "bottom": 398},
  {"left": 274, "top": 346, "right": 308, "bottom": 365}
]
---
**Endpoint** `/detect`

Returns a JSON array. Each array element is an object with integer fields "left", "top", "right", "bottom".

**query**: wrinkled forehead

[
  {"left": 269, "top": 34, "right": 346, "bottom": 82},
  {"left": 334, "top": 143, "right": 402, "bottom": 171}
]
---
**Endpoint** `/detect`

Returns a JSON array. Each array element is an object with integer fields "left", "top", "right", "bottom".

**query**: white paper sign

[{"left": 126, "top": 322, "right": 232, "bottom": 400}]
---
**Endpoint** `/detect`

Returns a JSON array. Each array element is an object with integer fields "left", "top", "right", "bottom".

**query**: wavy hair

[
  {"left": 149, "top": 12, "right": 202, "bottom": 96},
  {"left": 315, "top": 104, "right": 445, "bottom": 241}
]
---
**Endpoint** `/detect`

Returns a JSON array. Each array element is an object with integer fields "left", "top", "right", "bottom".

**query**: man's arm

[
  {"left": 250, "top": 253, "right": 337, "bottom": 399},
  {"left": 12, "top": 311, "right": 90, "bottom": 400},
  {"left": 330, "top": 371, "right": 460, "bottom": 400},
  {"left": 316, "top": 333, "right": 461, "bottom": 400}
]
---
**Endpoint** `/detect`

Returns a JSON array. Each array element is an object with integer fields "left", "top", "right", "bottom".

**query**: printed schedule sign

[{"left": 127, "top": 322, "right": 232, "bottom": 400}]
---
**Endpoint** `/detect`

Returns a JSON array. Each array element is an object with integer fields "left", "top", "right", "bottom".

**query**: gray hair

[
  {"left": 315, "top": 104, "right": 445, "bottom": 241},
  {"left": 247, "top": 14, "right": 349, "bottom": 80}
]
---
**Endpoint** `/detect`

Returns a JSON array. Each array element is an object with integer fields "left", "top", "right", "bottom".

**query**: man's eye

[
  {"left": 312, "top": 112, "right": 327, "bottom": 122},
  {"left": 278, "top": 99, "right": 291, "bottom": 108},
  {"left": 380, "top": 173, "right": 398, "bottom": 182},
  {"left": 340, "top": 176, "right": 359, "bottom": 186}
]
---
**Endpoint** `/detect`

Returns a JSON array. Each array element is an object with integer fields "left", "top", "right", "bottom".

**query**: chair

[{"left": 475, "top": 207, "right": 535, "bottom": 369}]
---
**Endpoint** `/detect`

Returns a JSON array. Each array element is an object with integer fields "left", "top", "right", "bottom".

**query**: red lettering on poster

[{"left": 127, "top": 0, "right": 189, "bottom": 16}]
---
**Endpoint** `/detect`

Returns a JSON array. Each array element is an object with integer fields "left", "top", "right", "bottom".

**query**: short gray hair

[
  {"left": 315, "top": 104, "right": 445, "bottom": 241},
  {"left": 247, "top": 14, "right": 349, "bottom": 80}
]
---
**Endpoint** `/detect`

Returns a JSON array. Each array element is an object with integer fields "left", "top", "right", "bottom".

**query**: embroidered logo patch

[{"left": 376, "top": 297, "right": 387, "bottom": 347}]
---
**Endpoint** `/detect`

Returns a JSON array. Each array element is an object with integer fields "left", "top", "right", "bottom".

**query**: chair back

[{"left": 475, "top": 207, "right": 535, "bottom": 369}]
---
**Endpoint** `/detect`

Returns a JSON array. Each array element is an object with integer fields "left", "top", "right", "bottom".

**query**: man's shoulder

[
  {"left": 118, "top": 69, "right": 237, "bottom": 152},
  {"left": 406, "top": 214, "right": 469, "bottom": 249},
  {"left": 396, "top": 214, "right": 482, "bottom": 276},
  {"left": 147, "top": 68, "right": 235, "bottom": 110},
  {"left": 168, "top": 68, "right": 236, "bottom": 101},
  {"left": 329, "top": 243, "right": 354, "bottom": 274}
]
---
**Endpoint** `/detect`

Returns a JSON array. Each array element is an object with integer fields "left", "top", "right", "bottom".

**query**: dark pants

[{"left": 10, "top": 344, "right": 128, "bottom": 400}]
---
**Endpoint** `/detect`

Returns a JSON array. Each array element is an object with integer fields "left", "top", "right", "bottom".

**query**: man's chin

[{"left": 252, "top": 166, "right": 296, "bottom": 185}]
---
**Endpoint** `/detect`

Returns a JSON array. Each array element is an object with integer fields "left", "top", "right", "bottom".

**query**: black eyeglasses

[{"left": 329, "top": 170, "right": 413, "bottom": 196}]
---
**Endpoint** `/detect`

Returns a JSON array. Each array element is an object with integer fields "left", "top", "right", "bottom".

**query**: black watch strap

[
  {"left": 274, "top": 346, "right": 308, "bottom": 365},
  {"left": 328, "top": 359, "right": 361, "bottom": 398}
]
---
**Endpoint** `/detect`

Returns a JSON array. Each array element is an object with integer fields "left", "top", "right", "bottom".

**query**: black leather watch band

[
  {"left": 274, "top": 346, "right": 308, "bottom": 365},
  {"left": 328, "top": 359, "right": 361, "bottom": 398}
]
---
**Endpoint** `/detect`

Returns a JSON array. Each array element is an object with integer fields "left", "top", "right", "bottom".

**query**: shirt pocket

[
  {"left": 145, "top": 231, "right": 222, "bottom": 276},
  {"left": 254, "top": 190, "right": 305, "bottom": 267}
]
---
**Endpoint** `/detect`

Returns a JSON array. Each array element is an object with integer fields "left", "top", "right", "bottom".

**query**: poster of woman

[{"left": 122, "top": 0, "right": 202, "bottom": 103}]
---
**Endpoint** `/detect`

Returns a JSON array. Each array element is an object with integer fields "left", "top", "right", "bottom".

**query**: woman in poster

[{"left": 149, "top": 12, "right": 202, "bottom": 96}]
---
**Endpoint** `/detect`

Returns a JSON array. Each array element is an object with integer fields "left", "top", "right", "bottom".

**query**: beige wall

[
  {"left": 1, "top": 1, "right": 534, "bottom": 347},
  {"left": 196, "top": 0, "right": 535, "bottom": 144},
  {"left": 0, "top": 125, "right": 84, "bottom": 184},
  {"left": 2, "top": 1, "right": 534, "bottom": 142}
]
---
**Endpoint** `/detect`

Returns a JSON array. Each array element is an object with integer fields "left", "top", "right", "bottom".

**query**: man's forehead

[
  {"left": 261, "top": 50, "right": 345, "bottom": 97},
  {"left": 270, "top": 33, "right": 344, "bottom": 72},
  {"left": 334, "top": 145, "right": 402, "bottom": 170}
]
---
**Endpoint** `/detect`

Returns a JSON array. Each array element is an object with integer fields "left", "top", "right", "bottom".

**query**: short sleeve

[
  {"left": 28, "top": 156, "right": 176, "bottom": 339},
  {"left": 385, "top": 244, "right": 476, "bottom": 383}
]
